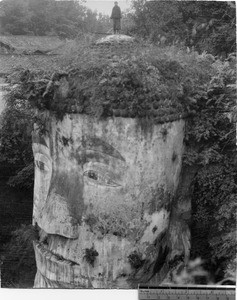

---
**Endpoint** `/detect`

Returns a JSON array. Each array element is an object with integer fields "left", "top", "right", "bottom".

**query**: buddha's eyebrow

[
  {"left": 81, "top": 137, "right": 125, "bottom": 162},
  {"left": 32, "top": 133, "right": 48, "bottom": 148}
]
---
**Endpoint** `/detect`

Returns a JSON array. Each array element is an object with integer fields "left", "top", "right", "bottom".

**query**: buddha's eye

[
  {"left": 87, "top": 170, "right": 98, "bottom": 180},
  {"left": 83, "top": 170, "right": 120, "bottom": 187},
  {"left": 34, "top": 153, "right": 52, "bottom": 176},
  {"left": 35, "top": 160, "right": 50, "bottom": 172}
]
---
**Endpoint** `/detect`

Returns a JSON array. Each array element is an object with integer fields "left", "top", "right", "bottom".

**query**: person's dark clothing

[
  {"left": 110, "top": 5, "right": 122, "bottom": 33},
  {"left": 113, "top": 19, "right": 121, "bottom": 32},
  {"left": 110, "top": 5, "right": 122, "bottom": 19}
]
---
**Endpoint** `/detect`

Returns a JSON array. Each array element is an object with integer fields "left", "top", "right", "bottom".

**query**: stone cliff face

[{"left": 32, "top": 113, "right": 190, "bottom": 288}]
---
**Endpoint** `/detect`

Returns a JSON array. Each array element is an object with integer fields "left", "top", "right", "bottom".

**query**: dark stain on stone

[
  {"left": 148, "top": 187, "right": 172, "bottom": 214},
  {"left": 47, "top": 169, "right": 84, "bottom": 225},
  {"left": 84, "top": 246, "right": 99, "bottom": 267},
  {"left": 135, "top": 117, "right": 154, "bottom": 139},
  {"left": 160, "top": 127, "right": 168, "bottom": 142},
  {"left": 152, "top": 245, "right": 169, "bottom": 276},
  {"left": 141, "top": 202, "right": 144, "bottom": 221},
  {"left": 128, "top": 251, "right": 145, "bottom": 270},
  {"left": 61, "top": 136, "right": 72, "bottom": 146},
  {"left": 152, "top": 226, "right": 158, "bottom": 233},
  {"left": 172, "top": 151, "right": 177, "bottom": 162},
  {"left": 168, "top": 254, "right": 184, "bottom": 269},
  {"left": 153, "top": 231, "right": 166, "bottom": 247},
  {"left": 84, "top": 214, "right": 98, "bottom": 229}
]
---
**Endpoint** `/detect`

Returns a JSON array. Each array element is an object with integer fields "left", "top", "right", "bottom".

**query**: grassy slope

[{"left": 0, "top": 35, "right": 65, "bottom": 52}]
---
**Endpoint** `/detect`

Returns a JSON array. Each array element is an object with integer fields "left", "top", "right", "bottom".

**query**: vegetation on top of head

[{"left": 12, "top": 39, "right": 222, "bottom": 121}]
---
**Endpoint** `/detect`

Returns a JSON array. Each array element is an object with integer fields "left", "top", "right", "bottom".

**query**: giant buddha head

[{"left": 31, "top": 36, "right": 193, "bottom": 288}]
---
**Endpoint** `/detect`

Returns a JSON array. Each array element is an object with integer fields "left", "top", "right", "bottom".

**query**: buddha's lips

[
  {"left": 33, "top": 241, "right": 131, "bottom": 288},
  {"left": 33, "top": 240, "right": 86, "bottom": 287},
  {"left": 33, "top": 240, "right": 79, "bottom": 266}
]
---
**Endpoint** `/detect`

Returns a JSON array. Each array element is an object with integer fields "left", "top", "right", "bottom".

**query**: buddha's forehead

[
  {"left": 52, "top": 114, "right": 158, "bottom": 147},
  {"left": 33, "top": 114, "right": 185, "bottom": 166}
]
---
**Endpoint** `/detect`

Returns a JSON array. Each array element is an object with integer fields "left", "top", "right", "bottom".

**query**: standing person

[{"left": 110, "top": 1, "right": 122, "bottom": 34}]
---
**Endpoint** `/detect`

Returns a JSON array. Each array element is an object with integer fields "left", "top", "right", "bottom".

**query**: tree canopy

[
  {"left": 129, "top": 1, "right": 236, "bottom": 57},
  {"left": 0, "top": 0, "right": 111, "bottom": 37}
]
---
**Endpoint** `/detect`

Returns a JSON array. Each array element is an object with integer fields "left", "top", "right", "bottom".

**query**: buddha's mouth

[
  {"left": 33, "top": 240, "right": 87, "bottom": 288},
  {"left": 32, "top": 227, "right": 138, "bottom": 288},
  {"left": 33, "top": 225, "right": 90, "bottom": 288},
  {"left": 33, "top": 240, "right": 79, "bottom": 267},
  {"left": 33, "top": 240, "right": 131, "bottom": 289},
  {"left": 34, "top": 226, "right": 79, "bottom": 266}
]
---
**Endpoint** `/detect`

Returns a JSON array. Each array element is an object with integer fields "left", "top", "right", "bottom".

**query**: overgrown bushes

[
  {"left": 17, "top": 40, "right": 220, "bottom": 123},
  {"left": 183, "top": 58, "right": 236, "bottom": 281},
  {"left": 0, "top": 79, "right": 34, "bottom": 190},
  {"left": 1, "top": 225, "right": 37, "bottom": 287},
  {"left": 130, "top": 1, "right": 236, "bottom": 57}
]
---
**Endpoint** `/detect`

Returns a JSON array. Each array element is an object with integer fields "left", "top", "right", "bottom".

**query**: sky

[
  {"left": 0, "top": 0, "right": 132, "bottom": 15},
  {"left": 83, "top": 0, "right": 132, "bottom": 15}
]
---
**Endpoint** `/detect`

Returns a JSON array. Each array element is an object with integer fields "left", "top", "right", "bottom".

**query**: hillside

[{"left": 0, "top": 35, "right": 65, "bottom": 54}]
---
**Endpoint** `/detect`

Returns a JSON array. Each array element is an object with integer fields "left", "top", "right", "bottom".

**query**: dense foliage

[
  {"left": 130, "top": 1, "right": 236, "bottom": 57},
  {"left": 0, "top": 78, "right": 34, "bottom": 189},
  {"left": 0, "top": 0, "right": 111, "bottom": 37},
  {"left": 1, "top": 224, "right": 37, "bottom": 287},
  {"left": 183, "top": 57, "right": 236, "bottom": 281}
]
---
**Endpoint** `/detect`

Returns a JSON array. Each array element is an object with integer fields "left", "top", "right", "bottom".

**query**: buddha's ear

[
  {"left": 167, "top": 216, "right": 191, "bottom": 265},
  {"left": 168, "top": 164, "right": 199, "bottom": 263}
]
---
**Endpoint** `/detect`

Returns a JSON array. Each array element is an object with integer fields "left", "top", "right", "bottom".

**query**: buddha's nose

[{"left": 36, "top": 169, "right": 84, "bottom": 239}]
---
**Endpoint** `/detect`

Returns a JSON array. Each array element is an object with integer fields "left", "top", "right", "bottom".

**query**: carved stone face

[{"left": 32, "top": 114, "right": 185, "bottom": 288}]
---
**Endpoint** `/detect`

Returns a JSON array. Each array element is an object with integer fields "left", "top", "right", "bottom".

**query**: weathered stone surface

[
  {"left": 32, "top": 112, "right": 190, "bottom": 288},
  {"left": 95, "top": 34, "right": 134, "bottom": 45}
]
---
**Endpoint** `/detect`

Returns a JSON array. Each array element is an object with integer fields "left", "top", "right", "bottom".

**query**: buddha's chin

[{"left": 33, "top": 241, "right": 132, "bottom": 288}]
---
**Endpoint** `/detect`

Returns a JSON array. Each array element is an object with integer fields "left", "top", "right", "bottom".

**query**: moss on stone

[
  {"left": 128, "top": 250, "right": 145, "bottom": 270},
  {"left": 83, "top": 246, "right": 99, "bottom": 267},
  {"left": 148, "top": 187, "right": 173, "bottom": 214}
]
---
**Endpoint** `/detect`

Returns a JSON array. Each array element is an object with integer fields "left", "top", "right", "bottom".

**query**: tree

[
  {"left": 0, "top": 0, "right": 87, "bottom": 37},
  {"left": 177, "top": 1, "right": 236, "bottom": 57},
  {"left": 0, "top": 71, "right": 34, "bottom": 190},
  {"left": 131, "top": 0, "right": 186, "bottom": 44},
  {"left": 130, "top": 1, "right": 236, "bottom": 57},
  {"left": 0, "top": 0, "right": 31, "bottom": 35},
  {"left": 183, "top": 56, "right": 237, "bottom": 281}
]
